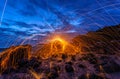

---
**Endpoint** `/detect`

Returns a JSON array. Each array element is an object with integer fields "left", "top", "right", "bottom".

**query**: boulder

[
  {"left": 95, "top": 59, "right": 120, "bottom": 73},
  {"left": 48, "top": 70, "right": 59, "bottom": 79},
  {"left": 65, "top": 64, "right": 74, "bottom": 73},
  {"left": 78, "top": 73, "right": 106, "bottom": 79},
  {"left": 0, "top": 45, "right": 31, "bottom": 74}
]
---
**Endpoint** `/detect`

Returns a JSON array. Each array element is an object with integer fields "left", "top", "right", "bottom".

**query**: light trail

[{"left": 0, "top": 0, "right": 7, "bottom": 26}]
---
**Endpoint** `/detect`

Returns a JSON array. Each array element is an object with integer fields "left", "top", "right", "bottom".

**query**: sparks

[
  {"left": 50, "top": 36, "right": 68, "bottom": 52},
  {"left": 35, "top": 35, "right": 80, "bottom": 59}
]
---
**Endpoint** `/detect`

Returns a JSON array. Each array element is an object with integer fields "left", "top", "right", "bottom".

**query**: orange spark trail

[{"left": 35, "top": 35, "right": 80, "bottom": 59}]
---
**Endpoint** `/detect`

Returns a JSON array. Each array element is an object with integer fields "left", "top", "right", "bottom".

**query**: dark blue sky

[{"left": 0, "top": 0, "right": 120, "bottom": 48}]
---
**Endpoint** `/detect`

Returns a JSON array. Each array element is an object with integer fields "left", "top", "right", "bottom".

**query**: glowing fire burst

[
  {"left": 50, "top": 36, "right": 68, "bottom": 52},
  {"left": 35, "top": 36, "right": 80, "bottom": 59}
]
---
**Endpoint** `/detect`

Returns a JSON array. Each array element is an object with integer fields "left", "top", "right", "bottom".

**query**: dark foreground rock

[
  {"left": 78, "top": 73, "right": 106, "bottom": 79},
  {"left": 65, "top": 64, "right": 74, "bottom": 73},
  {"left": 0, "top": 45, "right": 31, "bottom": 74},
  {"left": 48, "top": 71, "right": 59, "bottom": 79},
  {"left": 95, "top": 60, "right": 120, "bottom": 73}
]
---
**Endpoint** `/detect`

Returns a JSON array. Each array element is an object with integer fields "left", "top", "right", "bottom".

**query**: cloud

[
  {"left": 19, "top": 2, "right": 38, "bottom": 16},
  {"left": 0, "top": 0, "right": 120, "bottom": 47}
]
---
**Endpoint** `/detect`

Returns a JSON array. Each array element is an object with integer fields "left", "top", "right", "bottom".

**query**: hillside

[{"left": 72, "top": 25, "right": 120, "bottom": 53}]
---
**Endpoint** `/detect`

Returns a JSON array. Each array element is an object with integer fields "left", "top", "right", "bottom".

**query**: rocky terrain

[{"left": 0, "top": 25, "right": 120, "bottom": 79}]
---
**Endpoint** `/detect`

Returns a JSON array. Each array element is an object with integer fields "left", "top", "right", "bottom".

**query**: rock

[
  {"left": 11, "top": 75, "right": 21, "bottom": 79},
  {"left": 7, "top": 45, "right": 31, "bottom": 67},
  {"left": 57, "top": 59, "right": 62, "bottom": 62},
  {"left": 18, "top": 59, "right": 29, "bottom": 68},
  {"left": 29, "top": 57, "right": 41, "bottom": 68},
  {"left": 52, "top": 66, "right": 61, "bottom": 72},
  {"left": 101, "top": 60, "right": 120, "bottom": 73},
  {"left": 9, "top": 73, "right": 34, "bottom": 79},
  {"left": 43, "top": 67, "right": 50, "bottom": 74},
  {"left": 61, "top": 54, "right": 67, "bottom": 60},
  {"left": 95, "top": 59, "right": 120, "bottom": 73},
  {"left": 78, "top": 64, "right": 86, "bottom": 69},
  {"left": 71, "top": 55, "right": 76, "bottom": 61},
  {"left": 81, "top": 53, "right": 98, "bottom": 64},
  {"left": 17, "top": 59, "right": 30, "bottom": 73},
  {"left": 17, "top": 57, "right": 41, "bottom": 73},
  {"left": 0, "top": 45, "right": 31, "bottom": 74},
  {"left": 2, "top": 68, "right": 17, "bottom": 74},
  {"left": 38, "top": 73, "right": 47, "bottom": 79},
  {"left": 78, "top": 73, "right": 106, "bottom": 79},
  {"left": 48, "top": 71, "right": 59, "bottom": 79},
  {"left": 17, "top": 67, "right": 29, "bottom": 73},
  {"left": 81, "top": 47, "right": 90, "bottom": 52},
  {"left": 65, "top": 64, "right": 74, "bottom": 73},
  {"left": 65, "top": 61, "right": 73, "bottom": 65}
]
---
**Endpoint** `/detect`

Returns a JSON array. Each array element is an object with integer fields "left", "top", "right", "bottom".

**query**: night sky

[{"left": 0, "top": 0, "right": 120, "bottom": 48}]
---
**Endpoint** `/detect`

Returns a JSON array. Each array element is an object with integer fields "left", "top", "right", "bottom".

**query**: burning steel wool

[
  {"left": 50, "top": 37, "right": 67, "bottom": 52},
  {"left": 34, "top": 36, "right": 80, "bottom": 59}
]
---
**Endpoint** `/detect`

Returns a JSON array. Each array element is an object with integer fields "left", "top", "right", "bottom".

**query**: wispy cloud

[{"left": 0, "top": 0, "right": 120, "bottom": 47}]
